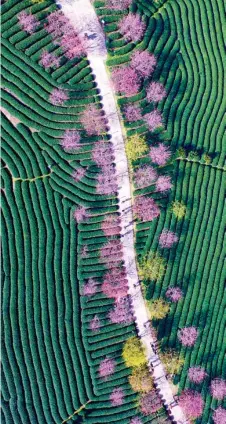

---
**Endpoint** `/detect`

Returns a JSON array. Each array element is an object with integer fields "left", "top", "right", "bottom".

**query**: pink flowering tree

[
  {"left": 73, "top": 206, "right": 88, "bottom": 223},
  {"left": 49, "top": 88, "right": 68, "bottom": 106},
  {"left": 108, "top": 297, "right": 134, "bottom": 324},
  {"left": 178, "top": 390, "right": 204, "bottom": 419},
  {"left": 159, "top": 230, "right": 178, "bottom": 248},
  {"left": 118, "top": 13, "right": 146, "bottom": 42},
  {"left": 133, "top": 196, "right": 160, "bottom": 222},
  {"left": 96, "top": 166, "right": 118, "bottom": 195},
  {"left": 82, "top": 278, "right": 98, "bottom": 296},
  {"left": 130, "top": 50, "right": 156, "bottom": 78},
  {"left": 100, "top": 240, "right": 122, "bottom": 263},
  {"left": 149, "top": 143, "right": 171, "bottom": 165},
  {"left": 124, "top": 104, "right": 142, "bottom": 122},
  {"left": 155, "top": 175, "right": 172, "bottom": 192},
  {"left": 72, "top": 167, "right": 86, "bottom": 182},
  {"left": 18, "top": 11, "right": 39, "bottom": 34},
  {"left": 81, "top": 105, "right": 106, "bottom": 135},
  {"left": 213, "top": 407, "right": 226, "bottom": 424},
  {"left": 92, "top": 142, "right": 114, "bottom": 168},
  {"left": 130, "top": 418, "right": 142, "bottom": 424},
  {"left": 101, "top": 214, "right": 121, "bottom": 236},
  {"left": 39, "top": 50, "right": 60, "bottom": 69},
  {"left": 144, "top": 109, "right": 163, "bottom": 132},
  {"left": 165, "top": 287, "right": 183, "bottom": 302},
  {"left": 188, "top": 367, "right": 207, "bottom": 384},
  {"left": 99, "top": 357, "right": 116, "bottom": 379},
  {"left": 106, "top": 0, "right": 132, "bottom": 10},
  {"left": 140, "top": 391, "right": 162, "bottom": 415},
  {"left": 102, "top": 268, "right": 128, "bottom": 299},
  {"left": 61, "top": 130, "right": 81, "bottom": 151},
  {"left": 110, "top": 388, "right": 125, "bottom": 406},
  {"left": 111, "top": 66, "right": 141, "bottom": 96},
  {"left": 45, "top": 11, "right": 69, "bottom": 39},
  {"left": 146, "top": 82, "right": 166, "bottom": 103},
  {"left": 210, "top": 378, "right": 226, "bottom": 400},
  {"left": 90, "top": 315, "right": 100, "bottom": 332},
  {"left": 80, "top": 245, "right": 88, "bottom": 258},
  {"left": 61, "top": 30, "right": 85, "bottom": 59},
  {"left": 178, "top": 327, "right": 199, "bottom": 347},
  {"left": 134, "top": 165, "right": 158, "bottom": 188}
]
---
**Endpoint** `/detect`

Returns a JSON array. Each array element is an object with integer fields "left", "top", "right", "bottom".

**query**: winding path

[{"left": 59, "top": 1, "right": 188, "bottom": 422}]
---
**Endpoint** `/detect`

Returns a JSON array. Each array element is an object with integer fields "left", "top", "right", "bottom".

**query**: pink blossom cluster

[
  {"left": 49, "top": 88, "right": 68, "bottom": 106},
  {"left": 81, "top": 105, "right": 106, "bottom": 136},
  {"left": 178, "top": 327, "right": 199, "bottom": 347},
  {"left": 124, "top": 104, "right": 142, "bottom": 122},
  {"left": 73, "top": 206, "right": 88, "bottom": 223},
  {"left": 130, "top": 418, "right": 142, "bottom": 424},
  {"left": 110, "top": 387, "right": 125, "bottom": 406},
  {"left": 118, "top": 13, "right": 146, "bottom": 42},
  {"left": 101, "top": 214, "right": 121, "bottom": 236},
  {"left": 188, "top": 367, "right": 207, "bottom": 384},
  {"left": 80, "top": 245, "right": 88, "bottom": 258},
  {"left": 149, "top": 143, "right": 171, "bottom": 165},
  {"left": 92, "top": 142, "right": 114, "bottom": 168},
  {"left": 178, "top": 390, "right": 204, "bottom": 419},
  {"left": 106, "top": 0, "right": 132, "bottom": 10},
  {"left": 61, "top": 130, "right": 81, "bottom": 151},
  {"left": 45, "top": 11, "right": 69, "bottom": 38},
  {"left": 213, "top": 407, "right": 226, "bottom": 424},
  {"left": 102, "top": 267, "right": 128, "bottom": 299},
  {"left": 100, "top": 240, "right": 123, "bottom": 263},
  {"left": 112, "top": 66, "right": 141, "bottom": 96},
  {"left": 133, "top": 165, "right": 157, "bottom": 188},
  {"left": 159, "top": 230, "right": 178, "bottom": 248},
  {"left": 40, "top": 50, "right": 60, "bottom": 69},
  {"left": 72, "top": 167, "right": 86, "bottom": 182},
  {"left": 210, "top": 378, "right": 226, "bottom": 400},
  {"left": 130, "top": 50, "right": 156, "bottom": 78},
  {"left": 18, "top": 11, "right": 39, "bottom": 34},
  {"left": 96, "top": 165, "right": 117, "bottom": 195},
  {"left": 108, "top": 297, "right": 134, "bottom": 324},
  {"left": 82, "top": 278, "right": 98, "bottom": 296},
  {"left": 156, "top": 175, "right": 172, "bottom": 192},
  {"left": 165, "top": 287, "right": 183, "bottom": 302},
  {"left": 89, "top": 315, "right": 100, "bottom": 332},
  {"left": 146, "top": 82, "right": 166, "bottom": 103},
  {"left": 61, "top": 31, "right": 85, "bottom": 59},
  {"left": 133, "top": 196, "right": 160, "bottom": 222},
  {"left": 144, "top": 109, "right": 163, "bottom": 131},
  {"left": 99, "top": 357, "right": 116, "bottom": 379},
  {"left": 140, "top": 391, "right": 162, "bottom": 415}
]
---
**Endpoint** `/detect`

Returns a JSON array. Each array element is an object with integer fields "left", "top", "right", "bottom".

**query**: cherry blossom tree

[
  {"left": 144, "top": 109, "right": 163, "bottom": 131},
  {"left": 159, "top": 230, "right": 178, "bottom": 248},
  {"left": 61, "top": 30, "right": 85, "bottom": 59},
  {"left": 149, "top": 143, "right": 171, "bottom": 166},
  {"left": 210, "top": 378, "right": 226, "bottom": 400},
  {"left": 165, "top": 287, "right": 183, "bottom": 302},
  {"left": 18, "top": 11, "right": 39, "bottom": 33},
  {"left": 80, "top": 245, "right": 88, "bottom": 258},
  {"left": 73, "top": 206, "right": 88, "bottom": 223},
  {"left": 124, "top": 104, "right": 142, "bottom": 122},
  {"left": 118, "top": 13, "right": 146, "bottom": 42},
  {"left": 108, "top": 297, "right": 133, "bottom": 324},
  {"left": 72, "top": 167, "right": 86, "bottom": 182},
  {"left": 146, "top": 82, "right": 166, "bottom": 103},
  {"left": 106, "top": 0, "right": 132, "bottom": 9},
  {"left": 96, "top": 167, "right": 118, "bottom": 195},
  {"left": 133, "top": 196, "right": 160, "bottom": 222},
  {"left": 188, "top": 367, "right": 207, "bottom": 384},
  {"left": 130, "top": 50, "right": 156, "bottom": 78},
  {"left": 61, "top": 130, "right": 81, "bottom": 151},
  {"left": 111, "top": 66, "right": 141, "bottom": 96},
  {"left": 178, "top": 327, "right": 199, "bottom": 347},
  {"left": 212, "top": 407, "right": 226, "bottom": 424},
  {"left": 99, "top": 357, "right": 116, "bottom": 379},
  {"left": 90, "top": 315, "right": 100, "bottom": 331},
  {"left": 140, "top": 391, "right": 162, "bottom": 415},
  {"left": 102, "top": 268, "right": 128, "bottom": 299},
  {"left": 49, "top": 88, "right": 68, "bottom": 106},
  {"left": 110, "top": 388, "right": 125, "bottom": 406},
  {"left": 101, "top": 214, "right": 121, "bottom": 236},
  {"left": 45, "top": 11, "right": 69, "bottom": 39},
  {"left": 82, "top": 278, "right": 98, "bottom": 296},
  {"left": 156, "top": 175, "right": 172, "bottom": 192},
  {"left": 81, "top": 105, "right": 106, "bottom": 135},
  {"left": 133, "top": 165, "right": 157, "bottom": 188},
  {"left": 92, "top": 142, "right": 114, "bottom": 167},
  {"left": 178, "top": 390, "right": 204, "bottom": 419},
  {"left": 100, "top": 240, "right": 122, "bottom": 263},
  {"left": 130, "top": 418, "right": 142, "bottom": 424},
  {"left": 39, "top": 50, "right": 60, "bottom": 69}
]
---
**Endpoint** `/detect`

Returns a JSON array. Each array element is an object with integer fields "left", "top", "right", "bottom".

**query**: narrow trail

[{"left": 60, "top": 1, "right": 188, "bottom": 422}]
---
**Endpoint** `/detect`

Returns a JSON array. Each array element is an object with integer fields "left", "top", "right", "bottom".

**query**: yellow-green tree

[
  {"left": 171, "top": 201, "right": 186, "bottom": 219},
  {"left": 129, "top": 365, "right": 154, "bottom": 393},
  {"left": 147, "top": 298, "right": 170, "bottom": 320},
  {"left": 139, "top": 253, "right": 165, "bottom": 281},
  {"left": 126, "top": 134, "right": 148, "bottom": 163},
  {"left": 31, "top": 0, "right": 45, "bottom": 3},
  {"left": 159, "top": 349, "right": 184, "bottom": 375},
  {"left": 122, "top": 337, "right": 146, "bottom": 368}
]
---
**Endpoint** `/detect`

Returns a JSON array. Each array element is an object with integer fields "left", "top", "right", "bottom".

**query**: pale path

[{"left": 60, "top": 1, "right": 188, "bottom": 422}]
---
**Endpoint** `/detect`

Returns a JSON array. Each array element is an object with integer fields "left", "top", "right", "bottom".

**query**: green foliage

[
  {"left": 139, "top": 253, "right": 166, "bottom": 281},
  {"left": 122, "top": 337, "right": 146, "bottom": 368},
  {"left": 171, "top": 201, "right": 186, "bottom": 219},
  {"left": 159, "top": 350, "right": 184, "bottom": 375},
  {"left": 147, "top": 298, "right": 170, "bottom": 320},
  {"left": 126, "top": 134, "right": 149, "bottom": 163}
]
